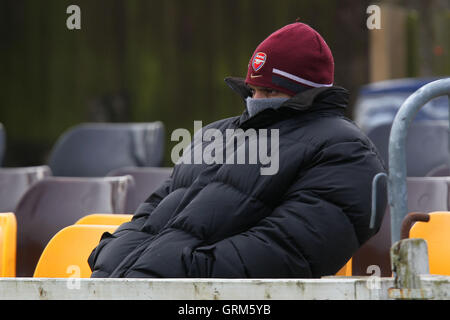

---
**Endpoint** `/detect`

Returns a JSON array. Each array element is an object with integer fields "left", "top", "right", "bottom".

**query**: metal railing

[{"left": 387, "top": 78, "right": 450, "bottom": 244}]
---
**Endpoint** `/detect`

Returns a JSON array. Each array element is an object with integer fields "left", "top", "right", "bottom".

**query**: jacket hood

[{"left": 224, "top": 76, "right": 349, "bottom": 128}]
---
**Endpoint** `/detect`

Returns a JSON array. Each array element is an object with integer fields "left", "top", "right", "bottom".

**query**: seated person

[{"left": 88, "top": 22, "right": 387, "bottom": 278}]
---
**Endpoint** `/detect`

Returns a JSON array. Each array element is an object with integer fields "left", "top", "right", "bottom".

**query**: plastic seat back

[
  {"left": 410, "top": 211, "right": 450, "bottom": 275},
  {"left": 48, "top": 122, "right": 165, "bottom": 177},
  {"left": 15, "top": 175, "right": 133, "bottom": 277},
  {"left": 352, "top": 177, "right": 450, "bottom": 276},
  {"left": 33, "top": 224, "right": 117, "bottom": 278},
  {"left": 367, "top": 120, "right": 449, "bottom": 177},
  {"left": 0, "top": 213, "right": 17, "bottom": 277},
  {"left": 0, "top": 123, "right": 5, "bottom": 166},
  {"left": 75, "top": 213, "right": 132, "bottom": 225},
  {"left": 406, "top": 177, "right": 449, "bottom": 212},
  {"left": 0, "top": 166, "right": 52, "bottom": 212},
  {"left": 107, "top": 166, "right": 172, "bottom": 213},
  {"left": 426, "top": 164, "right": 450, "bottom": 177}
]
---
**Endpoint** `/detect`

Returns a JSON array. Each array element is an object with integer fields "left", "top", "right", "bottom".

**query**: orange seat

[
  {"left": 409, "top": 211, "right": 450, "bottom": 275},
  {"left": 0, "top": 212, "right": 17, "bottom": 277},
  {"left": 33, "top": 224, "right": 117, "bottom": 278},
  {"left": 75, "top": 213, "right": 132, "bottom": 226},
  {"left": 335, "top": 258, "right": 352, "bottom": 276}
]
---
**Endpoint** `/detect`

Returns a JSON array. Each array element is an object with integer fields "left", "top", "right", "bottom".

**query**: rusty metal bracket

[{"left": 400, "top": 212, "right": 430, "bottom": 240}]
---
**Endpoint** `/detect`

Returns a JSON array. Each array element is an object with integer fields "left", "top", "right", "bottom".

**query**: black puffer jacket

[{"left": 89, "top": 78, "right": 387, "bottom": 278}]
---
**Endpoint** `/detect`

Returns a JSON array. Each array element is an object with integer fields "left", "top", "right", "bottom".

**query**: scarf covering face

[{"left": 245, "top": 97, "right": 290, "bottom": 118}]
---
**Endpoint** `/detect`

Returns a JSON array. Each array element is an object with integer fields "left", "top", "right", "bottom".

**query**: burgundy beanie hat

[{"left": 245, "top": 22, "right": 334, "bottom": 96}]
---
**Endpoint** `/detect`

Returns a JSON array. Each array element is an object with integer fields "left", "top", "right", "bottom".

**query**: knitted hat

[{"left": 245, "top": 22, "right": 334, "bottom": 96}]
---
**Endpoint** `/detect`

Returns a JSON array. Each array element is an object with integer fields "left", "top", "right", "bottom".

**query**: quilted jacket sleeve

[
  {"left": 184, "top": 140, "right": 387, "bottom": 278},
  {"left": 88, "top": 178, "right": 172, "bottom": 277}
]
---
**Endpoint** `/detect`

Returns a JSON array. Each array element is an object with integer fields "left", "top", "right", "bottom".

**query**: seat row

[
  {"left": 0, "top": 166, "right": 172, "bottom": 277},
  {"left": 0, "top": 122, "right": 165, "bottom": 177},
  {"left": 0, "top": 165, "right": 172, "bottom": 213},
  {"left": 2, "top": 210, "right": 449, "bottom": 279},
  {"left": 0, "top": 212, "right": 132, "bottom": 278},
  {"left": 1, "top": 121, "right": 172, "bottom": 276},
  {"left": 2, "top": 172, "right": 450, "bottom": 278},
  {"left": 2, "top": 120, "right": 449, "bottom": 178}
]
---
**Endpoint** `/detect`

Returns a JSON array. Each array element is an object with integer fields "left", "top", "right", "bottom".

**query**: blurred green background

[{"left": 0, "top": 0, "right": 448, "bottom": 167}]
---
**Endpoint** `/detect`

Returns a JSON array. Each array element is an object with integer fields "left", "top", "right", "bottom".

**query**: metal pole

[{"left": 388, "top": 78, "right": 450, "bottom": 244}]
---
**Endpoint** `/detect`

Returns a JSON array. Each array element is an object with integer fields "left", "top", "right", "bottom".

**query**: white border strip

[{"left": 272, "top": 68, "right": 333, "bottom": 88}]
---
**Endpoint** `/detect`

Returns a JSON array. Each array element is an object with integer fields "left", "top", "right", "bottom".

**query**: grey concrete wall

[{"left": 0, "top": 276, "right": 449, "bottom": 300}]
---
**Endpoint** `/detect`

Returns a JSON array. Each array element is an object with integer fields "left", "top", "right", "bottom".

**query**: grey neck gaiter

[{"left": 246, "top": 97, "right": 290, "bottom": 118}]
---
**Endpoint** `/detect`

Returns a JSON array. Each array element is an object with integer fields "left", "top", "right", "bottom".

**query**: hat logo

[{"left": 252, "top": 52, "right": 267, "bottom": 72}]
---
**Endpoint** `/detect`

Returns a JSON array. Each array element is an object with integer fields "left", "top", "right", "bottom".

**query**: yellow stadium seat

[
  {"left": 0, "top": 212, "right": 17, "bottom": 277},
  {"left": 335, "top": 258, "right": 352, "bottom": 276},
  {"left": 33, "top": 224, "right": 117, "bottom": 278},
  {"left": 75, "top": 213, "right": 132, "bottom": 226},
  {"left": 409, "top": 211, "right": 450, "bottom": 275}
]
